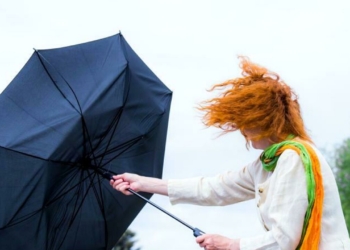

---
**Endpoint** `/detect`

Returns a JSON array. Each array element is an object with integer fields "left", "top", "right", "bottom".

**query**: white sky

[{"left": 1, "top": 0, "right": 350, "bottom": 249}]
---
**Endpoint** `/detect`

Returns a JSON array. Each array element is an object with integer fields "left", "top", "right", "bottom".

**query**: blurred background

[{"left": 1, "top": 1, "right": 350, "bottom": 249}]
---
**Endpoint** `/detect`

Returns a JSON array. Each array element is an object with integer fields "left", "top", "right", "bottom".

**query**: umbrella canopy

[{"left": 0, "top": 33, "right": 172, "bottom": 250}]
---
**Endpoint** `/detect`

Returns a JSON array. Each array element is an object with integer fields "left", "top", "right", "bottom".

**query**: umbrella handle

[{"left": 193, "top": 227, "right": 205, "bottom": 237}]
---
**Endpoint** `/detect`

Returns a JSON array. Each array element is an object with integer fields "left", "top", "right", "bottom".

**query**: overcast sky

[{"left": 1, "top": 0, "right": 350, "bottom": 249}]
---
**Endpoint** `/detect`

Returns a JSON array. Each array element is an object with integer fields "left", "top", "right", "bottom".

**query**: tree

[
  {"left": 333, "top": 138, "right": 350, "bottom": 232},
  {"left": 112, "top": 229, "right": 140, "bottom": 250}
]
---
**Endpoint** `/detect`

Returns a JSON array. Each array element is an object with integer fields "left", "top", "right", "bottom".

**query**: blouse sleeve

[
  {"left": 240, "top": 149, "right": 309, "bottom": 250},
  {"left": 167, "top": 159, "right": 258, "bottom": 206}
]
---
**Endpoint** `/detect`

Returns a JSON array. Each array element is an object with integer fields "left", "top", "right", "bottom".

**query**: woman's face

[{"left": 243, "top": 128, "right": 272, "bottom": 150}]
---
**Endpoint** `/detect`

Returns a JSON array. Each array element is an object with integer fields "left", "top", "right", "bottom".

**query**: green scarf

[{"left": 260, "top": 138, "right": 323, "bottom": 249}]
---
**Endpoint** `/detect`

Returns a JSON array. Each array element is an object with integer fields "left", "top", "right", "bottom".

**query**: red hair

[{"left": 199, "top": 56, "right": 312, "bottom": 144}]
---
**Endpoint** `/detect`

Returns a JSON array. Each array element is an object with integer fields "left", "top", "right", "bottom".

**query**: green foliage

[
  {"left": 112, "top": 229, "right": 140, "bottom": 250},
  {"left": 333, "top": 138, "right": 350, "bottom": 232}
]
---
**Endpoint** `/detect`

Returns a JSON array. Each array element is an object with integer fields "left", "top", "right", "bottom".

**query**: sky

[{"left": 1, "top": 0, "right": 350, "bottom": 249}]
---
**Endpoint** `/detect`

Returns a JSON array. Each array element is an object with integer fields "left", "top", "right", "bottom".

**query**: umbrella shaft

[
  {"left": 127, "top": 188, "right": 195, "bottom": 231},
  {"left": 97, "top": 169, "right": 200, "bottom": 234}
]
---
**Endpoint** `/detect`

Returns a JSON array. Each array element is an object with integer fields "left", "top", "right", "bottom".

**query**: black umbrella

[{"left": 0, "top": 33, "right": 172, "bottom": 250}]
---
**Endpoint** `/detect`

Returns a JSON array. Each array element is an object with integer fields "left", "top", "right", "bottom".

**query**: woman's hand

[
  {"left": 110, "top": 173, "right": 141, "bottom": 195},
  {"left": 196, "top": 234, "right": 240, "bottom": 250},
  {"left": 110, "top": 173, "right": 169, "bottom": 196}
]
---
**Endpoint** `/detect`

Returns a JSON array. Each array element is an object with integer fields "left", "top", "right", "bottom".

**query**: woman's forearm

[{"left": 139, "top": 176, "right": 168, "bottom": 196}]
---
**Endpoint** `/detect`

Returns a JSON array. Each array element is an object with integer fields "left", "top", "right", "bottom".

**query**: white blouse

[{"left": 168, "top": 148, "right": 350, "bottom": 249}]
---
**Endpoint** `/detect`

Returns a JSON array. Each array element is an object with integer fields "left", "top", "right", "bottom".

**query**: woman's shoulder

[{"left": 245, "top": 155, "right": 270, "bottom": 180}]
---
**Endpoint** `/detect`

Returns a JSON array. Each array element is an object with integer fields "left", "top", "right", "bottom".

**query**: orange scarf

[{"left": 260, "top": 138, "right": 324, "bottom": 249}]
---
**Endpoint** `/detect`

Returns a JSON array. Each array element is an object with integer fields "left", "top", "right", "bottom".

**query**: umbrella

[{"left": 0, "top": 33, "right": 172, "bottom": 250}]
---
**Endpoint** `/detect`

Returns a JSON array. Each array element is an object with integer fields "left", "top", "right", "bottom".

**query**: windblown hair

[{"left": 199, "top": 56, "right": 312, "bottom": 144}]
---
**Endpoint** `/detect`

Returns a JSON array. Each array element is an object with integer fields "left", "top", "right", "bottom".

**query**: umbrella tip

[{"left": 119, "top": 30, "right": 122, "bottom": 36}]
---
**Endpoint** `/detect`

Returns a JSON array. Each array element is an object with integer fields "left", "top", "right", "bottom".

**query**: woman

[{"left": 110, "top": 57, "right": 350, "bottom": 250}]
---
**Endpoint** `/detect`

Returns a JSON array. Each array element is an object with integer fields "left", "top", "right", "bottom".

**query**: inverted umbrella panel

[{"left": 0, "top": 33, "right": 172, "bottom": 250}]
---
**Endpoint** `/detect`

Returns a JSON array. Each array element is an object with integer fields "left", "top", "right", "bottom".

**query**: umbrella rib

[
  {"left": 93, "top": 99, "right": 126, "bottom": 168},
  {"left": 88, "top": 108, "right": 123, "bottom": 168},
  {"left": 55, "top": 171, "right": 100, "bottom": 250},
  {"left": 1, "top": 166, "right": 81, "bottom": 230},
  {"left": 36, "top": 50, "right": 113, "bottom": 190},
  {"left": 45, "top": 170, "right": 91, "bottom": 208},
  {"left": 92, "top": 96, "right": 170, "bottom": 165},
  {"left": 69, "top": 171, "right": 100, "bottom": 221},
  {"left": 53, "top": 170, "right": 94, "bottom": 249},
  {"left": 0, "top": 95, "right": 82, "bottom": 158},
  {"left": 35, "top": 51, "right": 98, "bottom": 164},
  {"left": 98, "top": 175, "right": 109, "bottom": 246},
  {"left": 101, "top": 37, "right": 116, "bottom": 68},
  {"left": 49, "top": 170, "right": 99, "bottom": 250},
  {"left": 92, "top": 65, "right": 132, "bottom": 168},
  {"left": 93, "top": 135, "right": 142, "bottom": 160},
  {"left": 96, "top": 136, "right": 143, "bottom": 170},
  {"left": 88, "top": 107, "right": 123, "bottom": 160},
  {"left": 34, "top": 50, "right": 80, "bottom": 114},
  {"left": 87, "top": 170, "right": 110, "bottom": 246},
  {"left": 48, "top": 201, "right": 71, "bottom": 249},
  {"left": 0, "top": 209, "right": 39, "bottom": 230},
  {"left": 0, "top": 145, "right": 78, "bottom": 166},
  {"left": 1, "top": 165, "right": 101, "bottom": 231},
  {"left": 47, "top": 167, "right": 82, "bottom": 206}
]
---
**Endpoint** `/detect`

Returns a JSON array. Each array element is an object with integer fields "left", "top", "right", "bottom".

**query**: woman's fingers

[
  {"left": 112, "top": 179, "right": 124, "bottom": 188},
  {"left": 112, "top": 174, "right": 125, "bottom": 181},
  {"left": 110, "top": 173, "right": 142, "bottom": 195},
  {"left": 196, "top": 235, "right": 205, "bottom": 244},
  {"left": 118, "top": 183, "right": 132, "bottom": 194},
  {"left": 196, "top": 235, "right": 206, "bottom": 248},
  {"left": 109, "top": 178, "right": 132, "bottom": 195},
  {"left": 114, "top": 181, "right": 129, "bottom": 190}
]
